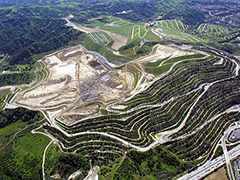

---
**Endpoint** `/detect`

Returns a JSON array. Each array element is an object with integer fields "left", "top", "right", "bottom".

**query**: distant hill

[{"left": 194, "top": 0, "right": 240, "bottom": 4}]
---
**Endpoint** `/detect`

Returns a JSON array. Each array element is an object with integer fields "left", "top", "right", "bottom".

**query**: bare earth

[
  {"left": 13, "top": 44, "right": 196, "bottom": 125},
  {"left": 204, "top": 167, "right": 228, "bottom": 180},
  {"left": 14, "top": 45, "right": 134, "bottom": 125},
  {"left": 100, "top": 29, "right": 128, "bottom": 50},
  {"left": 131, "top": 44, "right": 194, "bottom": 64},
  {"left": 127, "top": 44, "right": 195, "bottom": 97}
]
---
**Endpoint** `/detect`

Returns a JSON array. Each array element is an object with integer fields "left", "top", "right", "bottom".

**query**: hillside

[{"left": 0, "top": 0, "right": 239, "bottom": 180}]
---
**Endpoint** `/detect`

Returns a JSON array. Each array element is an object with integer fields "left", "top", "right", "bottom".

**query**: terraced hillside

[
  {"left": 154, "top": 19, "right": 203, "bottom": 42},
  {"left": 192, "top": 23, "right": 240, "bottom": 43},
  {"left": 36, "top": 45, "right": 240, "bottom": 175},
  {"left": 1, "top": 0, "right": 240, "bottom": 179}
]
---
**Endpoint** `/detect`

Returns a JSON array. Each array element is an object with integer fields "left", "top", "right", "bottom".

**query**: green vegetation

[
  {"left": 0, "top": 15, "right": 82, "bottom": 65},
  {"left": 0, "top": 106, "right": 90, "bottom": 180},
  {"left": 212, "top": 146, "right": 223, "bottom": 159},
  {"left": 46, "top": 152, "right": 90, "bottom": 179},
  {"left": 145, "top": 53, "right": 206, "bottom": 76},
  {"left": 119, "top": 40, "right": 159, "bottom": 57},
  {"left": 163, "top": 8, "right": 206, "bottom": 25},
  {"left": 0, "top": 108, "right": 40, "bottom": 128},
  {"left": 89, "top": 16, "right": 133, "bottom": 37},
  {"left": 0, "top": 121, "right": 25, "bottom": 147},
  {"left": 0, "top": 0, "right": 240, "bottom": 179},
  {"left": 0, "top": 132, "right": 49, "bottom": 180},
  {"left": 163, "top": 54, "right": 206, "bottom": 65},
  {"left": 146, "top": 64, "right": 171, "bottom": 75},
  {"left": 0, "top": 88, "right": 10, "bottom": 109},
  {"left": 0, "top": 112, "right": 48, "bottom": 180},
  {"left": 130, "top": 24, "right": 160, "bottom": 41},
  {"left": 0, "top": 72, "right": 33, "bottom": 86},
  {"left": 100, "top": 147, "right": 189, "bottom": 180},
  {"left": 133, "top": 73, "right": 140, "bottom": 89},
  {"left": 190, "top": 23, "right": 240, "bottom": 46},
  {"left": 155, "top": 20, "right": 204, "bottom": 42},
  {"left": 143, "top": 30, "right": 161, "bottom": 41}
]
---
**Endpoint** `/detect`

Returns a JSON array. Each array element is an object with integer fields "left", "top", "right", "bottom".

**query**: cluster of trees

[
  {"left": 101, "top": 146, "right": 189, "bottom": 180},
  {"left": 119, "top": 40, "right": 159, "bottom": 57},
  {"left": 0, "top": 150, "right": 42, "bottom": 180},
  {"left": 50, "top": 154, "right": 89, "bottom": 179},
  {"left": 119, "top": 40, "right": 140, "bottom": 51},
  {"left": 0, "top": 72, "right": 32, "bottom": 86},
  {"left": 0, "top": 5, "right": 85, "bottom": 65},
  {"left": 136, "top": 42, "right": 159, "bottom": 55},
  {"left": 70, "top": 0, "right": 206, "bottom": 23},
  {"left": 163, "top": 8, "right": 207, "bottom": 25},
  {"left": 0, "top": 107, "right": 40, "bottom": 128}
]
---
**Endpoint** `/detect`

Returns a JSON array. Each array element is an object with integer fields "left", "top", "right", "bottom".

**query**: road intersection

[{"left": 178, "top": 123, "right": 240, "bottom": 180}]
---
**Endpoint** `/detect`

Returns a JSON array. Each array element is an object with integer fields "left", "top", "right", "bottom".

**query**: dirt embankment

[{"left": 130, "top": 44, "right": 194, "bottom": 65}]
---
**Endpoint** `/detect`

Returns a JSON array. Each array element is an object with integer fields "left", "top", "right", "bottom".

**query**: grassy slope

[
  {"left": 0, "top": 118, "right": 50, "bottom": 179},
  {"left": 90, "top": 16, "right": 133, "bottom": 37}
]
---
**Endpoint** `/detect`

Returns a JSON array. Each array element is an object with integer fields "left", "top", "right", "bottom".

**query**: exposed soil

[
  {"left": 204, "top": 167, "right": 228, "bottom": 180},
  {"left": 100, "top": 30, "right": 128, "bottom": 50},
  {"left": 14, "top": 45, "right": 134, "bottom": 124}
]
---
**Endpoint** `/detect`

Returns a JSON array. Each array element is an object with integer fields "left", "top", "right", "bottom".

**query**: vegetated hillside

[
  {"left": 163, "top": 8, "right": 206, "bottom": 25},
  {"left": 198, "top": 0, "right": 240, "bottom": 4},
  {"left": 0, "top": 6, "right": 83, "bottom": 65},
  {"left": 0, "top": 0, "right": 64, "bottom": 6},
  {"left": 0, "top": 0, "right": 207, "bottom": 67},
  {"left": 42, "top": 46, "right": 240, "bottom": 179},
  {"left": 86, "top": 0, "right": 207, "bottom": 23},
  {"left": 0, "top": 107, "right": 40, "bottom": 128},
  {"left": 0, "top": 0, "right": 238, "bottom": 69}
]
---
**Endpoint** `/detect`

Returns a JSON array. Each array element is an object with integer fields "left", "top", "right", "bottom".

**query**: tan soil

[
  {"left": 204, "top": 167, "right": 228, "bottom": 180},
  {"left": 14, "top": 45, "right": 134, "bottom": 124}
]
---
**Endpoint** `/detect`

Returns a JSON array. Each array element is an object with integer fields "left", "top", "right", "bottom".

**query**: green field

[
  {"left": 131, "top": 24, "right": 160, "bottom": 41},
  {"left": 90, "top": 16, "right": 133, "bottom": 37},
  {"left": 0, "top": 114, "right": 51, "bottom": 180},
  {"left": 89, "top": 32, "right": 111, "bottom": 46}
]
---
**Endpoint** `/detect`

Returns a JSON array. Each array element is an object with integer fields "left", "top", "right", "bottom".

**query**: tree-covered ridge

[
  {"left": 1, "top": 0, "right": 238, "bottom": 66},
  {"left": 0, "top": 72, "right": 33, "bottom": 86},
  {"left": 0, "top": 14, "right": 83, "bottom": 65}
]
